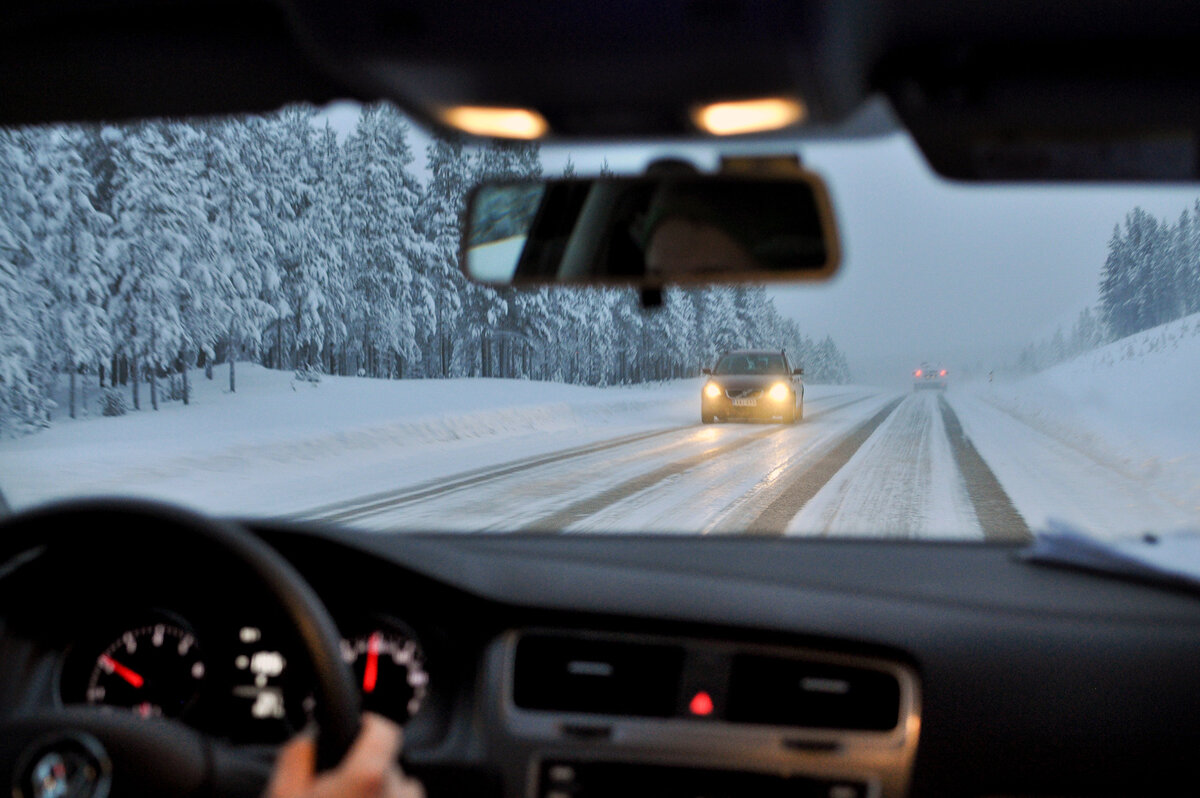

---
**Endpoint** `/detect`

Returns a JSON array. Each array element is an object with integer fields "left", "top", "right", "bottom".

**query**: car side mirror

[
  {"left": 793, "top": 368, "right": 804, "bottom": 375},
  {"left": 701, "top": 368, "right": 713, "bottom": 375}
]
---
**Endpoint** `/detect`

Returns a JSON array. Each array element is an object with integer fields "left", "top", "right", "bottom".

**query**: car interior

[{"left": 3, "top": 2, "right": 1200, "bottom": 797}]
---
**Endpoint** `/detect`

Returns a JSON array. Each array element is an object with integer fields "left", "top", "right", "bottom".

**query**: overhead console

[{"left": 483, "top": 630, "right": 921, "bottom": 798}]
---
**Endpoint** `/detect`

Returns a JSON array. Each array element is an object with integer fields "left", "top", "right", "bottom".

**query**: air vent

[
  {"left": 513, "top": 634, "right": 684, "bottom": 717},
  {"left": 726, "top": 655, "right": 901, "bottom": 731}
]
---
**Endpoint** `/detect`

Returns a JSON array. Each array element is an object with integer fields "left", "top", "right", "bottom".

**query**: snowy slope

[{"left": 955, "top": 313, "right": 1200, "bottom": 537}]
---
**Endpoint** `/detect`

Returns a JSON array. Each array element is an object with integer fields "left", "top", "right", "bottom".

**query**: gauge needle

[
  {"left": 363, "top": 632, "right": 381, "bottom": 693},
  {"left": 101, "top": 654, "right": 144, "bottom": 688}
]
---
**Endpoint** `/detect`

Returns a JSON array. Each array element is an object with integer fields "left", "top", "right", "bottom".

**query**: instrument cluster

[{"left": 59, "top": 609, "right": 431, "bottom": 744}]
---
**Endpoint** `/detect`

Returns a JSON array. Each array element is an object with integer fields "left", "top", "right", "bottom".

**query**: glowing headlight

[
  {"left": 704, "top": 382, "right": 723, "bottom": 399},
  {"left": 768, "top": 382, "right": 791, "bottom": 402}
]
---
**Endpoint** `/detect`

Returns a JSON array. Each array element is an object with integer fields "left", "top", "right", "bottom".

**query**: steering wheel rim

[{"left": 0, "top": 498, "right": 362, "bottom": 792}]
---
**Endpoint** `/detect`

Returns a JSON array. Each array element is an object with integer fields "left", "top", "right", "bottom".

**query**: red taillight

[
  {"left": 914, "top": 369, "right": 922, "bottom": 377},
  {"left": 939, "top": 369, "right": 947, "bottom": 377}
]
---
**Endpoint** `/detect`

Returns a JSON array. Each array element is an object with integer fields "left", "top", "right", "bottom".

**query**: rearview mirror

[{"left": 462, "top": 173, "right": 840, "bottom": 287}]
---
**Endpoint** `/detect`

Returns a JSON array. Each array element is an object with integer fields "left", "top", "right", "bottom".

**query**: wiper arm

[{"left": 1022, "top": 520, "right": 1200, "bottom": 595}]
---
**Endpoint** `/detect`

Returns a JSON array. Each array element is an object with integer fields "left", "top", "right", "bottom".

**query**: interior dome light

[
  {"left": 692, "top": 97, "right": 806, "bottom": 136},
  {"left": 437, "top": 106, "right": 549, "bottom": 139}
]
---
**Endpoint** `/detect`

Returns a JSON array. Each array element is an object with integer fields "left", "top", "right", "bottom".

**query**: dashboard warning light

[{"left": 689, "top": 691, "right": 714, "bottom": 716}]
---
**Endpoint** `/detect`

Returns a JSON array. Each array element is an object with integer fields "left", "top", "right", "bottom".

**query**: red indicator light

[
  {"left": 939, "top": 369, "right": 947, "bottom": 377},
  {"left": 914, "top": 369, "right": 922, "bottom": 377},
  {"left": 689, "top": 691, "right": 714, "bottom": 716}
]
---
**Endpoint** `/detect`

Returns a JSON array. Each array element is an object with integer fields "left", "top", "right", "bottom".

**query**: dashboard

[{"left": 3, "top": 517, "right": 1200, "bottom": 798}]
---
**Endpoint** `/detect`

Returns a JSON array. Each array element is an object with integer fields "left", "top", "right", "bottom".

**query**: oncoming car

[
  {"left": 912, "top": 364, "right": 948, "bottom": 391},
  {"left": 701, "top": 350, "right": 804, "bottom": 423}
]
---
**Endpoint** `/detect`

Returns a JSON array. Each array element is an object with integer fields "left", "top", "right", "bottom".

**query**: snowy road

[
  {"left": 9, "top": 361, "right": 1197, "bottom": 540},
  {"left": 298, "top": 389, "right": 1041, "bottom": 539}
]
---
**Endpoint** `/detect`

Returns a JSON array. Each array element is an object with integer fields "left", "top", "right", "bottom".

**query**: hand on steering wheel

[{"left": 268, "top": 713, "right": 424, "bottom": 798}]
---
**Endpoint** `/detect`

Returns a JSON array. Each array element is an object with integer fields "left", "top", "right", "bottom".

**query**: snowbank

[
  {"left": 0, "top": 364, "right": 702, "bottom": 515},
  {"left": 985, "top": 313, "right": 1200, "bottom": 462},
  {"left": 960, "top": 313, "right": 1200, "bottom": 534}
]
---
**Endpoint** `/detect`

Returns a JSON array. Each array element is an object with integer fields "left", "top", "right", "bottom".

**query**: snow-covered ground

[
  {"left": 953, "top": 312, "right": 1200, "bottom": 538},
  {"left": 0, "top": 364, "right": 699, "bottom": 516},
  {"left": 4, "top": 319, "right": 1200, "bottom": 542},
  {"left": 0, "top": 365, "right": 848, "bottom": 525}
]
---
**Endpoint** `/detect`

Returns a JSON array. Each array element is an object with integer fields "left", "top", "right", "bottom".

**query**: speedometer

[
  {"left": 341, "top": 625, "right": 428, "bottom": 722},
  {"left": 86, "top": 624, "right": 205, "bottom": 718}
]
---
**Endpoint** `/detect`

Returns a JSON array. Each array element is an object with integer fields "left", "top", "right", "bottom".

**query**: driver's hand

[{"left": 265, "top": 713, "right": 424, "bottom": 798}]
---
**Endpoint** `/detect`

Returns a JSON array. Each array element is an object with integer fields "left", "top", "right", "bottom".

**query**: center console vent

[
  {"left": 727, "top": 654, "right": 902, "bottom": 731},
  {"left": 513, "top": 633, "right": 684, "bottom": 717}
]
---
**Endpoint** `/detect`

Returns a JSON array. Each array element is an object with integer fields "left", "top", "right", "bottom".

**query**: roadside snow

[
  {"left": 956, "top": 313, "right": 1200, "bottom": 538},
  {"left": 0, "top": 364, "right": 697, "bottom": 516}
]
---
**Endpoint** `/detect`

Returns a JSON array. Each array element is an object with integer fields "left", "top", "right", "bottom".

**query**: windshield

[
  {"left": 714, "top": 353, "right": 788, "bottom": 375},
  {"left": 2, "top": 102, "right": 1200, "bottom": 541}
]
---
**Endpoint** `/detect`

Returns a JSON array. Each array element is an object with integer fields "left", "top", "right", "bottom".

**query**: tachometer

[
  {"left": 341, "top": 626, "right": 428, "bottom": 722},
  {"left": 86, "top": 624, "right": 204, "bottom": 719}
]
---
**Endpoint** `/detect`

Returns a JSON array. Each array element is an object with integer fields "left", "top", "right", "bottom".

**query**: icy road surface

[{"left": 5, "top": 354, "right": 1200, "bottom": 540}]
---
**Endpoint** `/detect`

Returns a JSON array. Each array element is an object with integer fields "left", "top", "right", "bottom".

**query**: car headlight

[
  {"left": 704, "top": 382, "right": 723, "bottom": 399},
  {"left": 768, "top": 382, "right": 790, "bottom": 402}
]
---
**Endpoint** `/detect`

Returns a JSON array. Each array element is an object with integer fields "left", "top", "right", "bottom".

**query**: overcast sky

[{"left": 319, "top": 102, "right": 1200, "bottom": 386}]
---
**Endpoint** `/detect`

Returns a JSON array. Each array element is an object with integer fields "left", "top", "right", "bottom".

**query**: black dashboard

[{"left": 3, "top": 516, "right": 1200, "bottom": 798}]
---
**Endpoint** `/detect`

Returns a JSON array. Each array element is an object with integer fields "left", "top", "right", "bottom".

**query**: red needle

[
  {"left": 363, "top": 633, "right": 381, "bottom": 694},
  {"left": 101, "top": 654, "right": 145, "bottom": 688}
]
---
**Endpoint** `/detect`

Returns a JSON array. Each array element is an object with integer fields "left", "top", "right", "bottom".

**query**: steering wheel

[{"left": 0, "top": 499, "right": 362, "bottom": 798}]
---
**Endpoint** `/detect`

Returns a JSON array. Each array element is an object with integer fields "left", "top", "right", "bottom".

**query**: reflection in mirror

[
  {"left": 462, "top": 175, "right": 839, "bottom": 287},
  {"left": 465, "top": 183, "right": 546, "bottom": 283}
]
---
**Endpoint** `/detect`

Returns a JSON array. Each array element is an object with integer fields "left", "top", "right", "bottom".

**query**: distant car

[
  {"left": 701, "top": 350, "right": 804, "bottom": 423},
  {"left": 913, "top": 363, "right": 948, "bottom": 391}
]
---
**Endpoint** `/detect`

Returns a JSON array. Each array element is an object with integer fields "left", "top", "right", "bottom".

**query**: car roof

[
  {"left": 721, "top": 350, "right": 785, "bottom": 357},
  {"left": 4, "top": 0, "right": 1200, "bottom": 181}
]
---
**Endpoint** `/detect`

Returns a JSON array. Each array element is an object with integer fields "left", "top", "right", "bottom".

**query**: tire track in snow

[
  {"left": 526, "top": 392, "right": 890, "bottom": 533},
  {"left": 743, "top": 397, "right": 904, "bottom": 535},
  {"left": 937, "top": 395, "right": 1032, "bottom": 542},
  {"left": 517, "top": 423, "right": 797, "bottom": 532},
  {"left": 783, "top": 393, "right": 984, "bottom": 538},
  {"left": 297, "top": 391, "right": 863, "bottom": 526},
  {"left": 298, "top": 424, "right": 693, "bottom": 524}
]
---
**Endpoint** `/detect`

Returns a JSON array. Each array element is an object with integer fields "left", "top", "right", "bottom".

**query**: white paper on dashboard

[{"left": 1022, "top": 520, "right": 1200, "bottom": 591}]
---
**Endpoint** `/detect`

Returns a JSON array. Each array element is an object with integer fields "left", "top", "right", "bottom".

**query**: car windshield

[
  {"left": 2, "top": 101, "right": 1200, "bottom": 541},
  {"left": 714, "top": 354, "right": 788, "bottom": 375}
]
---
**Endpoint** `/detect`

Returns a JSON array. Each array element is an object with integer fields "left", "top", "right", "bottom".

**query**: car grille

[{"left": 727, "top": 388, "right": 764, "bottom": 399}]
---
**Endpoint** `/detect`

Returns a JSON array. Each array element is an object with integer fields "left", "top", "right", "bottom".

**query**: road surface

[{"left": 299, "top": 387, "right": 1160, "bottom": 540}]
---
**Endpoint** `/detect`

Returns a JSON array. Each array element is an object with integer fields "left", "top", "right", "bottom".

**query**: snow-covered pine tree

[
  {"left": 106, "top": 122, "right": 208, "bottom": 410},
  {"left": 0, "top": 128, "right": 56, "bottom": 434},
  {"left": 38, "top": 128, "right": 112, "bottom": 418},
  {"left": 1100, "top": 221, "right": 1137, "bottom": 339},
  {"left": 340, "top": 104, "right": 427, "bottom": 378}
]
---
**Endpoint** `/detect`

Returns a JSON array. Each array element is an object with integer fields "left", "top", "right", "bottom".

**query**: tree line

[
  {"left": 1017, "top": 202, "right": 1200, "bottom": 373},
  {"left": 0, "top": 103, "right": 851, "bottom": 435}
]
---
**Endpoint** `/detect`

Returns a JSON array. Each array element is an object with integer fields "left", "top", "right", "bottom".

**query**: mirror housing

[
  {"left": 793, "top": 367, "right": 804, "bottom": 375},
  {"left": 701, "top": 367, "right": 713, "bottom": 375},
  {"left": 462, "top": 173, "right": 840, "bottom": 287}
]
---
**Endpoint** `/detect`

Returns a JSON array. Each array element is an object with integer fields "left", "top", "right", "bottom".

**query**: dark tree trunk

[
  {"left": 131, "top": 356, "right": 140, "bottom": 410},
  {"left": 181, "top": 360, "right": 189, "bottom": 406},
  {"left": 69, "top": 369, "right": 77, "bottom": 419},
  {"left": 229, "top": 356, "right": 236, "bottom": 393},
  {"left": 150, "top": 364, "right": 158, "bottom": 410}
]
